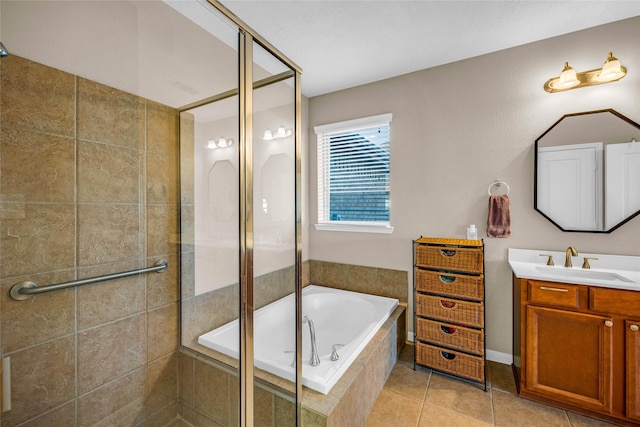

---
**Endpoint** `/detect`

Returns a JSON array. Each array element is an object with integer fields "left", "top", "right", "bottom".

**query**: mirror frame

[{"left": 534, "top": 108, "right": 640, "bottom": 233}]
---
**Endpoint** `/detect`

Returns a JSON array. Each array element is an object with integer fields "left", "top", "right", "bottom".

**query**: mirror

[{"left": 535, "top": 109, "right": 640, "bottom": 233}]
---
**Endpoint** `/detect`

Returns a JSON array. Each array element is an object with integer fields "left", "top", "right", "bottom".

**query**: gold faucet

[{"left": 564, "top": 246, "right": 578, "bottom": 267}]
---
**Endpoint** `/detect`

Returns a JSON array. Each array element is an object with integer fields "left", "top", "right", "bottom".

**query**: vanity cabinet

[
  {"left": 413, "top": 237, "right": 485, "bottom": 387},
  {"left": 513, "top": 277, "right": 640, "bottom": 425}
]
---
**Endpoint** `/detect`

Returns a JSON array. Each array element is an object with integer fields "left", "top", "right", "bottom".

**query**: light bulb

[
  {"left": 549, "top": 62, "right": 579, "bottom": 90},
  {"left": 596, "top": 52, "right": 625, "bottom": 82},
  {"left": 263, "top": 130, "right": 273, "bottom": 141}
]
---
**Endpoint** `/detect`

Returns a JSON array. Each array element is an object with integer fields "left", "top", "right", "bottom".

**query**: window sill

[{"left": 314, "top": 223, "right": 394, "bottom": 234}]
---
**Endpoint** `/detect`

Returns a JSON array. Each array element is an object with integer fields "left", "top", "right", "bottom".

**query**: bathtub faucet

[{"left": 303, "top": 315, "right": 321, "bottom": 366}]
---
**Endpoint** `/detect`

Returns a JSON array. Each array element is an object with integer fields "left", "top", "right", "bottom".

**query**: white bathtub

[{"left": 198, "top": 285, "right": 399, "bottom": 394}]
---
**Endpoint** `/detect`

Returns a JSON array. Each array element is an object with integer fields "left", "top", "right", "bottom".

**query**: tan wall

[
  {"left": 307, "top": 17, "right": 640, "bottom": 357},
  {"left": 0, "top": 56, "right": 180, "bottom": 425}
]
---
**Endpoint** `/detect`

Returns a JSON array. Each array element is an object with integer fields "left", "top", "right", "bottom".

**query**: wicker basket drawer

[
  {"left": 416, "top": 318, "right": 484, "bottom": 355},
  {"left": 416, "top": 294, "right": 484, "bottom": 328},
  {"left": 416, "top": 342, "right": 485, "bottom": 383},
  {"left": 415, "top": 245, "right": 483, "bottom": 273},
  {"left": 416, "top": 269, "right": 483, "bottom": 301}
]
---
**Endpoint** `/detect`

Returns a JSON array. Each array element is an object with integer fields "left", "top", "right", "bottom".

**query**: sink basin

[{"left": 535, "top": 265, "right": 634, "bottom": 283}]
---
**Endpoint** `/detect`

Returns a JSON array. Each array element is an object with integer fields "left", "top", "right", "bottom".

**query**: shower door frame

[{"left": 182, "top": 2, "right": 303, "bottom": 427}]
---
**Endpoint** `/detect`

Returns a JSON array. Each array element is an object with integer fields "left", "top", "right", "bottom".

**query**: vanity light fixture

[
  {"left": 544, "top": 52, "right": 627, "bottom": 93},
  {"left": 207, "top": 136, "right": 234, "bottom": 149},
  {"left": 263, "top": 125, "right": 292, "bottom": 141}
]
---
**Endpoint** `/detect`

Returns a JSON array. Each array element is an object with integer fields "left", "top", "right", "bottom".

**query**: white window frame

[{"left": 314, "top": 113, "right": 393, "bottom": 234}]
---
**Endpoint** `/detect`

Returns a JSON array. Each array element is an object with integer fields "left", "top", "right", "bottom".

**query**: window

[{"left": 314, "top": 113, "right": 393, "bottom": 233}]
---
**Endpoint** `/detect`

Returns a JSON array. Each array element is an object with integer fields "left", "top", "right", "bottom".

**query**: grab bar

[{"left": 9, "top": 259, "right": 168, "bottom": 301}]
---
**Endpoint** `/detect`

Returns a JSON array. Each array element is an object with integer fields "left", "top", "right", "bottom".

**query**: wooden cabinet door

[
  {"left": 525, "top": 306, "right": 613, "bottom": 413},
  {"left": 627, "top": 320, "right": 640, "bottom": 421}
]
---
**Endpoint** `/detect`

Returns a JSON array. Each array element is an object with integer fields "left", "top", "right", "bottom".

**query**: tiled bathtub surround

[
  {"left": 0, "top": 55, "right": 180, "bottom": 426},
  {"left": 178, "top": 260, "right": 407, "bottom": 425},
  {"left": 309, "top": 260, "right": 409, "bottom": 303},
  {"left": 178, "top": 304, "right": 406, "bottom": 427}
]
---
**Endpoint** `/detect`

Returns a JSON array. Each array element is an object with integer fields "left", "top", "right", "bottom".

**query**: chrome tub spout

[{"left": 303, "top": 315, "right": 321, "bottom": 366}]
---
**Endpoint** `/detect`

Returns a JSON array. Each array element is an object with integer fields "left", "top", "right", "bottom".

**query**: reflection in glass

[{"left": 535, "top": 109, "right": 640, "bottom": 232}]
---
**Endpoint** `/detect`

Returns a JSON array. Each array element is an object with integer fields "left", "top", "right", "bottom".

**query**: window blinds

[{"left": 315, "top": 114, "right": 391, "bottom": 224}]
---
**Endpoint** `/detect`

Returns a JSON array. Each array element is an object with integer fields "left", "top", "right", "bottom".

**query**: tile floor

[{"left": 364, "top": 344, "right": 620, "bottom": 427}]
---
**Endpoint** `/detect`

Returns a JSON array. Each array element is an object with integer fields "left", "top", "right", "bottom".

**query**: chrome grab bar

[{"left": 9, "top": 259, "right": 168, "bottom": 301}]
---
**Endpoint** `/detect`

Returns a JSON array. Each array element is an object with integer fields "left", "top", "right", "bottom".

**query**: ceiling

[
  {"left": 220, "top": 0, "right": 640, "bottom": 97},
  {"left": 2, "top": 0, "right": 639, "bottom": 109}
]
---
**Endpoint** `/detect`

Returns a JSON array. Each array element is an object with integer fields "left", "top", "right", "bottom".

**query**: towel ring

[{"left": 488, "top": 180, "right": 510, "bottom": 196}]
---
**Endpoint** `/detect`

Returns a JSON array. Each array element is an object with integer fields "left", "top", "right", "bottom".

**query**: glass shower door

[{"left": 251, "top": 40, "right": 298, "bottom": 426}]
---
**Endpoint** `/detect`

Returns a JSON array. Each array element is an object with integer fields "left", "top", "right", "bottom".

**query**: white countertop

[{"left": 508, "top": 248, "right": 640, "bottom": 291}]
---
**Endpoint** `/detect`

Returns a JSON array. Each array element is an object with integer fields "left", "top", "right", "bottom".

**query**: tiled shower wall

[{"left": 0, "top": 55, "right": 180, "bottom": 426}]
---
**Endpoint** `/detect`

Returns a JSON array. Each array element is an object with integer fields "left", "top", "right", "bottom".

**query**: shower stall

[{"left": 0, "top": 1, "right": 301, "bottom": 426}]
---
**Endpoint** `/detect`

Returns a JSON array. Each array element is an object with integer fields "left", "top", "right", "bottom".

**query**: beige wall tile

[
  {"left": 77, "top": 314, "right": 147, "bottom": 394},
  {"left": 194, "top": 411, "right": 225, "bottom": 427},
  {"left": 148, "top": 303, "right": 178, "bottom": 361},
  {"left": 77, "top": 203, "right": 142, "bottom": 266},
  {"left": 77, "top": 77, "right": 144, "bottom": 149},
  {"left": 19, "top": 402, "right": 76, "bottom": 427},
  {"left": 147, "top": 150, "right": 179, "bottom": 204},
  {"left": 180, "top": 112, "right": 195, "bottom": 206},
  {"left": 375, "top": 268, "right": 408, "bottom": 302},
  {"left": 0, "top": 55, "right": 75, "bottom": 136},
  {"left": 1, "top": 269, "right": 75, "bottom": 353},
  {"left": 78, "top": 368, "right": 145, "bottom": 427},
  {"left": 0, "top": 203, "right": 75, "bottom": 277},
  {"left": 146, "top": 353, "right": 178, "bottom": 417},
  {"left": 309, "top": 260, "right": 324, "bottom": 285},
  {"left": 323, "top": 262, "right": 346, "bottom": 288},
  {"left": 147, "top": 204, "right": 179, "bottom": 257},
  {"left": 301, "top": 408, "right": 327, "bottom": 427},
  {"left": 181, "top": 251, "right": 195, "bottom": 299},
  {"left": 178, "top": 405, "right": 196, "bottom": 426},
  {"left": 147, "top": 101, "right": 179, "bottom": 154},
  {"left": 180, "top": 297, "right": 198, "bottom": 347},
  {"left": 147, "top": 254, "right": 179, "bottom": 309},
  {"left": 346, "top": 264, "right": 376, "bottom": 294},
  {"left": 76, "top": 260, "right": 146, "bottom": 331},
  {"left": 274, "top": 395, "right": 296, "bottom": 427},
  {"left": 194, "top": 284, "right": 239, "bottom": 336},
  {"left": 144, "top": 401, "right": 179, "bottom": 427},
  {"left": 1, "top": 336, "right": 75, "bottom": 426},
  {"left": 195, "top": 360, "right": 230, "bottom": 426},
  {"left": 1, "top": 127, "right": 75, "bottom": 203},
  {"left": 0, "top": 54, "right": 182, "bottom": 426},
  {"left": 180, "top": 205, "right": 195, "bottom": 253},
  {"left": 254, "top": 386, "right": 274, "bottom": 427},
  {"left": 77, "top": 140, "right": 141, "bottom": 203},
  {"left": 178, "top": 352, "right": 196, "bottom": 409}
]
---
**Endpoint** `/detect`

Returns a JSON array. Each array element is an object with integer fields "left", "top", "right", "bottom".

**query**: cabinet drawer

[
  {"left": 589, "top": 287, "right": 640, "bottom": 317},
  {"left": 528, "top": 280, "right": 580, "bottom": 309},
  {"left": 416, "top": 294, "right": 484, "bottom": 328},
  {"left": 416, "top": 342, "right": 484, "bottom": 383},
  {"left": 416, "top": 318, "right": 484, "bottom": 355},
  {"left": 416, "top": 269, "right": 483, "bottom": 301},
  {"left": 415, "top": 245, "right": 483, "bottom": 273}
]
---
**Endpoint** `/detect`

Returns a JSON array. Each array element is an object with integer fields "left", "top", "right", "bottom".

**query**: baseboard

[
  {"left": 485, "top": 350, "right": 512, "bottom": 365},
  {"left": 406, "top": 334, "right": 512, "bottom": 365}
]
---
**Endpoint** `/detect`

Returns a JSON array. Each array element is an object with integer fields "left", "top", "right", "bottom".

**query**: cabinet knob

[
  {"left": 631, "top": 324, "right": 639, "bottom": 332},
  {"left": 604, "top": 320, "right": 614, "bottom": 327}
]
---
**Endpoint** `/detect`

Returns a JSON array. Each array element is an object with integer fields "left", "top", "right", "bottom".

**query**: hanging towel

[{"left": 487, "top": 194, "right": 511, "bottom": 237}]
